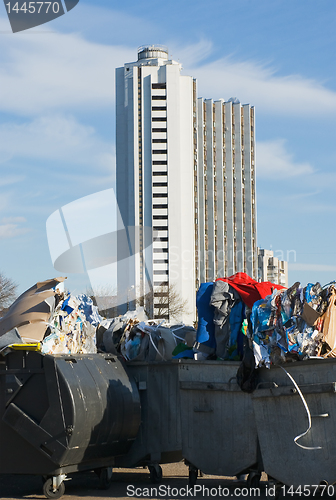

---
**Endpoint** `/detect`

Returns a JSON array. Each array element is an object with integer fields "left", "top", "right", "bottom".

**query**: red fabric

[{"left": 216, "top": 272, "right": 285, "bottom": 308}]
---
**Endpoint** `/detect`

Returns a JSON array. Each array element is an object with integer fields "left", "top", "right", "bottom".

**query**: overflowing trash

[
  {"left": 97, "top": 308, "right": 196, "bottom": 362},
  {"left": 0, "top": 277, "right": 196, "bottom": 359},
  {"left": 194, "top": 273, "right": 284, "bottom": 361},
  {"left": 0, "top": 277, "right": 67, "bottom": 343},
  {"left": 41, "top": 293, "right": 101, "bottom": 355},
  {"left": 0, "top": 277, "right": 102, "bottom": 355},
  {"left": 250, "top": 281, "right": 333, "bottom": 368},
  {"left": 3, "top": 273, "right": 336, "bottom": 369},
  {"left": 193, "top": 272, "right": 336, "bottom": 374}
]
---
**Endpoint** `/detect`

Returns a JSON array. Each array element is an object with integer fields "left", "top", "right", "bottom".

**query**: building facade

[
  {"left": 116, "top": 46, "right": 258, "bottom": 322},
  {"left": 196, "top": 97, "right": 257, "bottom": 287},
  {"left": 116, "top": 46, "right": 196, "bottom": 323},
  {"left": 258, "top": 248, "right": 288, "bottom": 287}
]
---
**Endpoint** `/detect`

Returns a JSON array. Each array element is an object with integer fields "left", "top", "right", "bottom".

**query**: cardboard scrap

[{"left": 0, "top": 277, "right": 66, "bottom": 342}]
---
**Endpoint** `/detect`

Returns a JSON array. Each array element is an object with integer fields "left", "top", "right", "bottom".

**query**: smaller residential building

[{"left": 258, "top": 248, "right": 288, "bottom": 287}]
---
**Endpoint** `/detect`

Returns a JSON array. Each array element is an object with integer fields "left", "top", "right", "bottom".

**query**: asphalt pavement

[{"left": 0, "top": 463, "right": 297, "bottom": 500}]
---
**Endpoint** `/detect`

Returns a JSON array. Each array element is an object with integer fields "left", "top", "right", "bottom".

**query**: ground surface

[{"left": 0, "top": 463, "right": 297, "bottom": 500}]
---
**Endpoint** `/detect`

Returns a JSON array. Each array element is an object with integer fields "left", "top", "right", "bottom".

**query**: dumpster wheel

[
  {"left": 247, "top": 472, "right": 261, "bottom": 489},
  {"left": 148, "top": 464, "right": 162, "bottom": 483},
  {"left": 95, "top": 467, "right": 113, "bottom": 490},
  {"left": 189, "top": 467, "right": 198, "bottom": 486},
  {"left": 42, "top": 478, "right": 65, "bottom": 499}
]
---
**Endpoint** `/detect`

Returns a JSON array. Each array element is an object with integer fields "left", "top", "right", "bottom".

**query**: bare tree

[
  {"left": 86, "top": 285, "right": 118, "bottom": 318},
  {"left": 137, "top": 283, "right": 189, "bottom": 321},
  {"left": 0, "top": 272, "right": 17, "bottom": 316}
]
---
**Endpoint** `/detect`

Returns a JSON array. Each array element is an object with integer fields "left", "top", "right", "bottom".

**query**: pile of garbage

[
  {"left": 0, "top": 277, "right": 103, "bottom": 355},
  {"left": 3, "top": 273, "right": 336, "bottom": 370},
  {"left": 194, "top": 272, "right": 336, "bottom": 370},
  {"left": 41, "top": 293, "right": 101, "bottom": 355},
  {"left": 194, "top": 273, "right": 284, "bottom": 361},
  {"left": 251, "top": 281, "right": 335, "bottom": 368},
  {"left": 96, "top": 308, "right": 196, "bottom": 361},
  {"left": 0, "top": 277, "right": 196, "bottom": 360}
]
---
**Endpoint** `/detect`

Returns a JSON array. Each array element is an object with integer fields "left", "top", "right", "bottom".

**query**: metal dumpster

[
  {"left": 178, "top": 360, "right": 259, "bottom": 483},
  {"left": 115, "top": 361, "right": 182, "bottom": 481},
  {"left": 0, "top": 349, "right": 141, "bottom": 497},
  {"left": 253, "top": 358, "right": 336, "bottom": 487}
]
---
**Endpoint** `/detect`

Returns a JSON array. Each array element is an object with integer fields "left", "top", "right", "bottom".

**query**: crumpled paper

[{"left": 41, "top": 293, "right": 101, "bottom": 355}]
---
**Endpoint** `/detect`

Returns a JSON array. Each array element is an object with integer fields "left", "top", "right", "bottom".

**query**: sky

[{"left": 0, "top": 0, "right": 335, "bottom": 297}]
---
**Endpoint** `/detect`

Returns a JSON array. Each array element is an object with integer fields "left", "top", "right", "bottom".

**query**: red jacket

[{"left": 216, "top": 272, "right": 285, "bottom": 308}]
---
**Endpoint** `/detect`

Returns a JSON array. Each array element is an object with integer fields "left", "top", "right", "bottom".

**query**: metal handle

[
  {"left": 255, "top": 381, "right": 279, "bottom": 390},
  {"left": 194, "top": 406, "right": 213, "bottom": 413}
]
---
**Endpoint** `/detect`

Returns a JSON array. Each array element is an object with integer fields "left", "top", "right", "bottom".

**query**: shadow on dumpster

[{"left": 0, "top": 357, "right": 140, "bottom": 499}]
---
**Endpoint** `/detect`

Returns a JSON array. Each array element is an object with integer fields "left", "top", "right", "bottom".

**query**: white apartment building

[
  {"left": 116, "top": 46, "right": 258, "bottom": 322},
  {"left": 196, "top": 97, "right": 257, "bottom": 286},
  {"left": 116, "top": 46, "right": 196, "bottom": 323},
  {"left": 258, "top": 248, "right": 288, "bottom": 287}
]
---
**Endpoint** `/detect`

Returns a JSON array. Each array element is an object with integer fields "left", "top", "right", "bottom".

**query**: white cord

[
  {"left": 171, "top": 332, "right": 185, "bottom": 341},
  {"left": 170, "top": 324, "right": 186, "bottom": 343},
  {"left": 148, "top": 332, "right": 166, "bottom": 360},
  {"left": 170, "top": 324, "right": 184, "bottom": 332},
  {"left": 281, "top": 366, "right": 322, "bottom": 450}
]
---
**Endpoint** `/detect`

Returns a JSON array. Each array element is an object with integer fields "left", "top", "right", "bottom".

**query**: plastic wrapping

[{"left": 250, "top": 282, "right": 336, "bottom": 367}]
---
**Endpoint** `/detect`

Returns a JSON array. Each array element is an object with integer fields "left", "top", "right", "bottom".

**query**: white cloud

[
  {"left": 0, "top": 15, "right": 133, "bottom": 116},
  {"left": 256, "top": 139, "right": 314, "bottom": 179},
  {"left": 0, "top": 192, "right": 12, "bottom": 212},
  {"left": 283, "top": 191, "right": 321, "bottom": 201},
  {"left": 294, "top": 202, "right": 336, "bottom": 214},
  {"left": 0, "top": 175, "right": 25, "bottom": 186},
  {"left": 51, "top": 4, "right": 157, "bottom": 46},
  {"left": 0, "top": 115, "right": 115, "bottom": 170},
  {"left": 289, "top": 263, "right": 336, "bottom": 272},
  {"left": 1, "top": 13, "right": 335, "bottom": 119},
  {"left": 0, "top": 215, "right": 29, "bottom": 239},
  {"left": 186, "top": 56, "right": 336, "bottom": 116},
  {"left": 302, "top": 171, "right": 336, "bottom": 192},
  {"left": 173, "top": 39, "right": 213, "bottom": 67},
  {"left": 1, "top": 216, "right": 26, "bottom": 224},
  {"left": 0, "top": 223, "right": 30, "bottom": 239}
]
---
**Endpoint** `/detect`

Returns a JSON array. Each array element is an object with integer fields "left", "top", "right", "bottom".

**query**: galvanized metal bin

[
  {"left": 178, "top": 360, "right": 259, "bottom": 478},
  {"left": 253, "top": 358, "right": 336, "bottom": 487},
  {"left": 0, "top": 350, "right": 141, "bottom": 497},
  {"left": 115, "top": 361, "right": 182, "bottom": 475}
]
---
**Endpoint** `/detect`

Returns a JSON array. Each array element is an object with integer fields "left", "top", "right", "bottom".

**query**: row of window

[
  {"left": 153, "top": 236, "right": 168, "bottom": 242},
  {"left": 153, "top": 170, "right": 167, "bottom": 175},
  {"left": 152, "top": 83, "right": 166, "bottom": 89}
]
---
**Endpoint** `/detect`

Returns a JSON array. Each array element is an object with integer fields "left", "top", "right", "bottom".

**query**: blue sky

[{"left": 0, "top": 0, "right": 335, "bottom": 296}]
